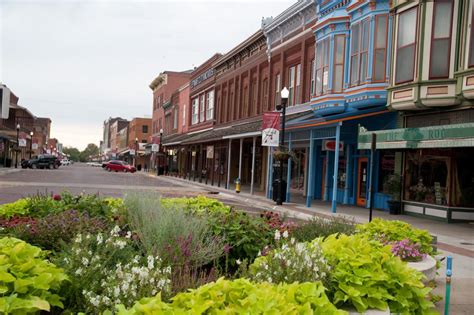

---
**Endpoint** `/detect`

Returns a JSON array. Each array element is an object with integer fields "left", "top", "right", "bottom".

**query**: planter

[
  {"left": 387, "top": 200, "right": 401, "bottom": 215},
  {"left": 345, "top": 308, "right": 390, "bottom": 315},
  {"left": 407, "top": 255, "right": 437, "bottom": 282}
]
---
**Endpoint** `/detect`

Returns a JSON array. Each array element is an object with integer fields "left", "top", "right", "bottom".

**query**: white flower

[
  {"left": 147, "top": 255, "right": 154, "bottom": 269},
  {"left": 274, "top": 230, "right": 281, "bottom": 241},
  {"left": 236, "top": 259, "right": 241, "bottom": 265},
  {"left": 282, "top": 230, "right": 289, "bottom": 239},
  {"left": 75, "top": 268, "right": 83, "bottom": 275},
  {"left": 290, "top": 237, "right": 296, "bottom": 245},
  {"left": 111, "top": 225, "right": 121, "bottom": 236},
  {"left": 96, "top": 233, "right": 103, "bottom": 245},
  {"left": 126, "top": 231, "right": 132, "bottom": 239},
  {"left": 74, "top": 235, "right": 82, "bottom": 243},
  {"left": 82, "top": 257, "right": 89, "bottom": 266}
]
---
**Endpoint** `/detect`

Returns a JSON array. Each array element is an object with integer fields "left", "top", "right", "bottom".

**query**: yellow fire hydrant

[{"left": 235, "top": 178, "right": 241, "bottom": 193}]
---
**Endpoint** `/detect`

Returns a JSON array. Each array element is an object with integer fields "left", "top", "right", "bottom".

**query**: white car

[{"left": 61, "top": 159, "right": 71, "bottom": 166}]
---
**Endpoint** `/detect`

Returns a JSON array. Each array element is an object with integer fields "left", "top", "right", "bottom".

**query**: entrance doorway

[
  {"left": 321, "top": 156, "right": 327, "bottom": 199},
  {"left": 357, "top": 157, "right": 368, "bottom": 206}
]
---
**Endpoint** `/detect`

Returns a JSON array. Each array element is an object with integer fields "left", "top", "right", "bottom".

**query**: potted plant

[
  {"left": 384, "top": 174, "right": 402, "bottom": 215},
  {"left": 272, "top": 148, "right": 297, "bottom": 162}
]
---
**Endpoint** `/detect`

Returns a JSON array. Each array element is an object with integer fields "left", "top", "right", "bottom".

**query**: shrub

[
  {"left": 292, "top": 216, "right": 356, "bottom": 242},
  {"left": 114, "top": 278, "right": 346, "bottom": 314},
  {"left": 124, "top": 193, "right": 224, "bottom": 268},
  {"left": 389, "top": 239, "right": 426, "bottom": 262},
  {"left": 4, "top": 210, "right": 110, "bottom": 251},
  {"left": 356, "top": 218, "right": 433, "bottom": 255},
  {"left": 319, "top": 234, "right": 435, "bottom": 313},
  {"left": 0, "top": 199, "right": 30, "bottom": 219},
  {"left": 56, "top": 227, "right": 171, "bottom": 313},
  {"left": 160, "top": 195, "right": 231, "bottom": 215},
  {"left": 0, "top": 237, "right": 68, "bottom": 314},
  {"left": 260, "top": 210, "right": 298, "bottom": 233}
]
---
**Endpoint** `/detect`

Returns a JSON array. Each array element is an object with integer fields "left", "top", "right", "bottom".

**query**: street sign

[
  {"left": 151, "top": 144, "right": 159, "bottom": 152},
  {"left": 206, "top": 145, "right": 214, "bottom": 159},
  {"left": 18, "top": 139, "right": 27, "bottom": 147},
  {"left": 262, "top": 112, "right": 280, "bottom": 147}
]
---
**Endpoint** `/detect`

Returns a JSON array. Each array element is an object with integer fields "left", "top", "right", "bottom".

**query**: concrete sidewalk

[{"left": 0, "top": 167, "right": 22, "bottom": 176}]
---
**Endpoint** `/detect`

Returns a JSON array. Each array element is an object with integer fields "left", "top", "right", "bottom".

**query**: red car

[{"left": 104, "top": 160, "right": 136, "bottom": 173}]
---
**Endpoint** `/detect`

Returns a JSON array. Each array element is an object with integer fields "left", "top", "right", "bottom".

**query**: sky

[{"left": 0, "top": 0, "right": 293, "bottom": 151}]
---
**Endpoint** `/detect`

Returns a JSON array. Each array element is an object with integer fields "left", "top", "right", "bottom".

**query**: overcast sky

[{"left": 1, "top": 0, "right": 293, "bottom": 150}]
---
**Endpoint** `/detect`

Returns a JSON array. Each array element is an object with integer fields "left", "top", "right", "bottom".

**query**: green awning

[{"left": 358, "top": 123, "right": 474, "bottom": 149}]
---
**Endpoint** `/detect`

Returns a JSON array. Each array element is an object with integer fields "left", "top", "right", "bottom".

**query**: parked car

[
  {"left": 61, "top": 159, "right": 71, "bottom": 166},
  {"left": 21, "top": 155, "right": 61, "bottom": 169},
  {"left": 104, "top": 160, "right": 136, "bottom": 173}
]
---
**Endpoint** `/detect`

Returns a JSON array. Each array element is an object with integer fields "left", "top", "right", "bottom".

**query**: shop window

[
  {"left": 206, "top": 90, "right": 214, "bottom": 121},
  {"left": 404, "top": 150, "right": 449, "bottom": 205},
  {"left": 373, "top": 14, "right": 388, "bottom": 82},
  {"left": 451, "top": 148, "right": 474, "bottom": 207},
  {"left": 470, "top": 3, "right": 474, "bottom": 67},
  {"left": 333, "top": 35, "right": 345, "bottom": 92},
  {"left": 290, "top": 149, "right": 306, "bottom": 192},
  {"left": 396, "top": 7, "right": 418, "bottom": 83},
  {"left": 430, "top": 0, "right": 453, "bottom": 79},
  {"left": 199, "top": 95, "right": 205, "bottom": 123},
  {"left": 337, "top": 158, "right": 346, "bottom": 189},
  {"left": 378, "top": 151, "right": 395, "bottom": 193},
  {"left": 350, "top": 19, "right": 369, "bottom": 86},
  {"left": 191, "top": 98, "right": 199, "bottom": 125},
  {"left": 315, "top": 38, "right": 329, "bottom": 96}
]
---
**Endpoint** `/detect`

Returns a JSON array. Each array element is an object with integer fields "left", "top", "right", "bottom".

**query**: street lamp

[
  {"left": 15, "top": 124, "right": 20, "bottom": 168},
  {"left": 158, "top": 128, "right": 164, "bottom": 176},
  {"left": 134, "top": 137, "right": 138, "bottom": 168},
  {"left": 29, "top": 131, "right": 34, "bottom": 159},
  {"left": 276, "top": 87, "right": 289, "bottom": 205}
]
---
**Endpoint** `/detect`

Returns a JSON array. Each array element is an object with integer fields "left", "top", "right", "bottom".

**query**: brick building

[{"left": 32, "top": 117, "right": 51, "bottom": 156}]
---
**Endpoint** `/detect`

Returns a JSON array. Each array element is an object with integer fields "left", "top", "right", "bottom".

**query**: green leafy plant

[
  {"left": 114, "top": 278, "right": 346, "bottom": 314},
  {"left": 356, "top": 218, "right": 434, "bottom": 255},
  {"left": 319, "top": 234, "right": 435, "bottom": 314},
  {"left": 160, "top": 195, "right": 231, "bottom": 215},
  {"left": 0, "top": 199, "right": 30, "bottom": 219},
  {"left": 0, "top": 237, "right": 68, "bottom": 314},
  {"left": 292, "top": 216, "right": 356, "bottom": 242}
]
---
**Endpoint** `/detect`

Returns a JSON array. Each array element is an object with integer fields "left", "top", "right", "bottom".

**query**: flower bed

[{"left": 0, "top": 193, "right": 438, "bottom": 314}]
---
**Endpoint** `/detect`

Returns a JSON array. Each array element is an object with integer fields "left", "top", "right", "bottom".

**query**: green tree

[
  {"left": 62, "top": 147, "right": 81, "bottom": 161},
  {"left": 79, "top": 143, "right": 99, "bottom": 162}
]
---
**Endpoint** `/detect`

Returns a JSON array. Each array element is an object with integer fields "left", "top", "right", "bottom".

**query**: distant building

[
  {"left": 101, "top": 117, "right": 128, "bottom": 157},
  {"left": 32, "top": 117, "right": 51, "bottom": 155}
]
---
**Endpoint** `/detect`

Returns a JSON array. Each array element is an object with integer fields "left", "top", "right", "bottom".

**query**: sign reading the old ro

[{"left": 261, "top": 112, "right": 280, "bottom": 147}]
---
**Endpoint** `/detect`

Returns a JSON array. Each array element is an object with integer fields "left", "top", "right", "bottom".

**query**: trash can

[
  {"left": 137, "top": 164, "right": 142, "bottom": 171},
  {"left": 272, "top": 179, "right": 287, "bottom": 202}
]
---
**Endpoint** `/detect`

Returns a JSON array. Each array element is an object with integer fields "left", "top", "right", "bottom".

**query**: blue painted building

[{"left": 265, "top": 0, "right": 398, "bottom": 212}]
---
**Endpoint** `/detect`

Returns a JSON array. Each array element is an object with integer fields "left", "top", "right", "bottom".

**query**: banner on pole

[{"left": 261, "top": 112, "right": 280, "bottom": 147}]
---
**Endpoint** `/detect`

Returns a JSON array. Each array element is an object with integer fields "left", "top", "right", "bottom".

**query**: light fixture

[
  {"left": 281, "top": 87, "right": 290, "bottom": 99},
  {"left": 135, "top": 137, "right": 138, "bottom": 142},
  {"left": 30, "top": 131, "right": 34, "bottom": 136},
  {"left": 159, "top": 128, "right": 164, "bottom": 135},
  {"left": 16, "top": 124, "right": 20, "bottom": 130}
]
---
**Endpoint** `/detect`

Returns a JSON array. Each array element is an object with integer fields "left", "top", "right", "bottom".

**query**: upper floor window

[
  {"left": 274, "top": 73, "right": 281, "bottom": 107},
  {"left": 310, "top": 59, "right": 315, "bottom": 96},
  {"left": 142, "top": 125, "right": 148, "bottom": 133},
  {"left": 430, "top": 0, "right": 453, "bottom": 79},
  {"left": 191, "top": 97, "right": 199, "bottom": 125},
  {"left": 199, "top": 95, "right": 205, "bottom": 123},
  {"left": 470, "top": 4, "right": 474, "bottom": 67},
  {"left": 373, "top": 14, "right": 388, "bottom": 82},
  {"left": 396, "top": 7, "right": 418, "bottom": 84},
  {"left": 206, "top": 90, "right": 214, "bottom": 120},
  {"left": 315, "top": 38, "right": 329, "bottom": 96},
  {"left": 173, "top": 107, "right": 178, "bottom": 129},
  {"left": 262, "top": 78, "right": 269, "bottom": 110},
  {"left": 350, "top": 19, "right": 370, "bottom": 86},
  {"left": 288, "top": 64, "right": 301, "bottom": 106},
  {"left": 333, "top": 35, "right": 345, "bottom": 93},
  {"left": 251, "top": 79, "right": 258, "bottom": 114},
  {"left": 182, "top": 104, "right": 186, "bottom": 126}
]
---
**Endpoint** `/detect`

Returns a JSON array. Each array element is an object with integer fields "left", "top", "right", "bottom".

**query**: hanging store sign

[
  {"left": 322, "top": 140, "right": 344, "bottom": 152},
  {"left": 18, "top": 139, "right": 27, "bottom": 147},
  {"left": 262, "top": 112, "right": 280, "bottom": 147},
  {"left": 206, "top": 145, "right": 214, "bottom": 159},
  {"left": 151, "top": 144, "right": 159, "bottom": 152},
  {"left": 32, "top": 143, "right": 38, "bottom": 150},
  {"left": 130, "top": 149, "right": 136, "bottom": 156}
]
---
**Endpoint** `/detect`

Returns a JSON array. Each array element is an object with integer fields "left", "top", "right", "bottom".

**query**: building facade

[{"left": 32, "top": 117, "right": 51, "bottom": 156}]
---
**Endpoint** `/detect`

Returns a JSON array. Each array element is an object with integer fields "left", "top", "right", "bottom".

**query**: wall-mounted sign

[
  {"left": 32, "top": 143, "right": 38, "bottom": 150},
  {"left": 18, "top": 139, "right": 27, "bottom": 147},
  {"left": 262, "top": 112, "right": 280, "bottom": 147},
  {"left": 322, "top": 140, "right": 344, "bottom": 152},
  {"left": 130, "top": 149, "right": 136, "bottom": 156},
  {"left": 151, "top": 144, "right": 159, "bottom": 152},
  {"left": 190, "top": 68, "right": 214, "bottom": 89},
  {"left": 206, "top": 145, "right": 214, "bottom": 159}
]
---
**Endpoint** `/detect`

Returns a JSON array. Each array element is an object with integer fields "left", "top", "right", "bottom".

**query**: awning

[{"left": 358, "top": 122, "right": 474, "bottom": 149}]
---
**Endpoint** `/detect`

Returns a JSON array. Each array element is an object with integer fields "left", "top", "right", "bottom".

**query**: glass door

[{"left": 357, "top": 157, "right": 368, "bottom": 207}]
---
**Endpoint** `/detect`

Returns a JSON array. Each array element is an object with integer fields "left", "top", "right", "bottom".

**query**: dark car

[
  {"left": 104, "top": 160, "right": 136, "bottom": 173},
  {"left": 21, "top": 155, "right": 61, "bottom": 169}
]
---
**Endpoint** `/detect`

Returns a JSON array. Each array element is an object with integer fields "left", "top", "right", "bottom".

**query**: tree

[
  {"left": 79, "top": 143, "right": 99, "bottom": 162},
  {"left": 62, "top": 147, "right": 81, "bottom": 161}
]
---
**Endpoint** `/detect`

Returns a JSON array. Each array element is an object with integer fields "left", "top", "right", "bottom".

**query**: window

[
  {"left": 373, "top": 15, "right": 388, "bottom": 82},
  {"left": 142, "top": 125, "right": 148, "bottom": 133},
  {"left": 396, "top": 7, "right": 418, "bottom": 83},
  {"left": 470, "top": 4, "right": 474, "bottom": 67},
  {"left": 206, "top": 90, "right": 214, "bottom": 120},
  {"left": 182, "top": 104, "right": 186, "bottom": 126},
  {"left": 288, "top": 64, "right": 301, "bottom": 106},
  {"left": 242, "top": 86, "right": 248, "bottom": 117},
  {"left": 173, "top": 107, "right": 178, "bottom": 129},
  {"left": 262, "top": 78, "right": 269, "bottom": 110},
  {"left": 191, "top": 97, "right": 199, "bottom": 125},
  {"left": 315, "top": 38, "right": 329, "bottom": 95},
  {"left": 199, "top": 95, "right": 205, "bottom": 123},
  {"left": 350, "top": 19, "right": 369, "bottom": 85},
  {"left": 274, "top": 74, "right": 281, "bottom": 108},
  {"left": 378, "top": 151, "right": 395, "bottom": 193},
  {"left": 310, "top": 59, "right": 315, "bottom": 96},
  {"left": 430, "top": 0, "right": 453, "bottom": 79},
  {"left": 251, "top": 79, "right": 258, "bottom": 115},
  {"left": 333, "top": 35, "right": 345, "bottom": 92}
]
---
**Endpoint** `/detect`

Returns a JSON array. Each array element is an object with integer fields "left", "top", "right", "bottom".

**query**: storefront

[{"left": 358, "top": 122, "right": 474, "bottom": 222}]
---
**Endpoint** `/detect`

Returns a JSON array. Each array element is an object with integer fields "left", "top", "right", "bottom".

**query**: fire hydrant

[{"left": 235, "top": 178, "right": 241, "bottom": 193}]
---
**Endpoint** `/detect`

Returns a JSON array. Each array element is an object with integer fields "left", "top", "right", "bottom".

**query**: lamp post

[
  {"left": 276, "top": 87, "right": 289, "bottom": 205},
  {"left": 29, "top": 131, "right": 34, "bottom": 159},
  {"left": 134, "top": 137, "right": 138, "bottom": 168},
  {"left": 15, "top": 124, "right": 20, "bottom": 168},
  {"left": 158, "top": 128, "right": 163, "bottom": 176}
]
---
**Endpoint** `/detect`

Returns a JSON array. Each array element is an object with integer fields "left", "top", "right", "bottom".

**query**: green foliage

[
  {"left": 62, "top": 147, "right": 81, "bottom": 162},
  {"left": 0, "top": 237, "right": 68, "bottom": 314},
  {"left": 79, "top": 143, "right": 100, "bottom": 162},
  {"left": 319, "top": 234, "right": 435, "bottom": 314},
  {"left": 356, "top": 218, "right": 433, "bottom": 255},
  {"left": 114, "top": 278, "right": 346, "bottom": 315},
  {"left": 160, "top": 195, "right": 231, "bottom": 215},
  {"left": 292, "top": 216, "right": 356, "bottom": 242},
  {"left": 0, "top": 199, "right": 30, "bottom": 219}
]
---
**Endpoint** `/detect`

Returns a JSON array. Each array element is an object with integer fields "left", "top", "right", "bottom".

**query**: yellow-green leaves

[{"left": 0, "top": 237, "right": 68, "bottom": 314}]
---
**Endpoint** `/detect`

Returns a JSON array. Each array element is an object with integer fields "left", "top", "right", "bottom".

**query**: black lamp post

[
  {"left": 134, "top": 137, "right": 138, "bottom": 167},
  {"left": 158, "top": 128, "right": 163, "bottom": 176},
  {"left": 275, "top": 87, "right": 290, "bottom": 205},
  {"left": 29, "top": 131, "right": 34, "bottom": 159},
  {"left": 15, "top": 124, "right": 20, "bottom": 168}
]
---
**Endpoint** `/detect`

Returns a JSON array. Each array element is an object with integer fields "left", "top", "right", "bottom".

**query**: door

[
  {"left": 321, "top": 157, "right": 327, "bottom": 199},
  {"left": 357, "top": 157, "right": 368, "bottom": 207}
]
